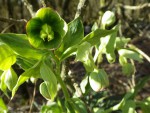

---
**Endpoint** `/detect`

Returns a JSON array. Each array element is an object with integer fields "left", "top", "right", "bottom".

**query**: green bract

[{"left": 26, "top": 7, "right": 68, "bottom": 49}]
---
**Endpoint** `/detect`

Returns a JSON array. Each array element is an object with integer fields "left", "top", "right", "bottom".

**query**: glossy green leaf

[
  {"left": 12, "top": 61, "right": 41, "bottom": 98},
  {"left": 81, "top": 29, "right": 116, "bottom": 46},
  {"left": 26, "top": 7, "right": 68, "bottom": 49},
  {"left": 89, "top": 69, "right": 109, "bottom": 92},
  {"left": 39, "top": 82, "right": 51, "bottom": 100},
  {"left": 80, "top": 76, "right": 88, "bottom": 94},
  {"left": 118, "top": 49, "right": 143, "bottom": 62},
  {"left": 0, "top": 33, "right": 43, "bottom": 60},
  {"left": 63, "top": 17, "right": 84, "bottom": 50},
  {"left": 0, "top": 43, "right": 16, "bottom": 70},
  {"left": 4, "top": 68, "right": 18, "bottom": 91},
  {"left": 122, "top": 100, "right": 136, "bottom": 113},
  {"left": 40, "top": 60, "right": 57, "bottom": 100},
  {"left": 0, "top": 97, "right": 8, "bottom": 112}
]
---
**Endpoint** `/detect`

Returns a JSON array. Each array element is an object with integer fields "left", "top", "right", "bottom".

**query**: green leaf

[
  {"left": 115, "top": 37, "right": 130, "bottom": 49},
  {"left": 76, "top": 42, "right": 91, "bottom": 62},
  {"left": 0, "top": 71, "right": 8, "bottom": 96},
  {"left": 41, "top": 102, "right": 62, "bottom": 113},
  {"left": 121, "top": 100, "right": 136, "bottom": 113},
  {"left": 89, "top": 69, "right": 109, "bottom": 92},
  {"left": 119, "top": 56, "right": 128, "bottom": 65},
  {"left": 60, "top": 45, "right": 77, "bottom": 61},
  {"left": 80, "top": 76, "right": 88, "bottom": 94},
  {"left": 0, "top": 43, "right": 16, "bottom": 70},
  {"left": 4, "top": 68, "right": 18, "bottom": 91},
  {"left": 39, "top": 82, "right": 51, "bottom": 100},
  {"left": 122, "top": 63, "right": 134, "bottom": 76},
  {"left": 81, "top": 29, "right": 116, "bottom": 46},
  {"left": 16, "top": 57, "right": 38, "bottom": 70},
  {"left": 139, "top": 97, "right": 150, "bottom": 113},
  {"left": 118, "top": 49, "right": 143, "bottom": 62},
  {"left": 0, "top": 33, "right": 43, "bottom": 60},
  {"left": 40, "top": 60, "right": 57, "bottom": 100},
  {"left": 72, "top": 98, "right": 88, "bottom": 113},
  {"left": 0, "top": 97, "right": 8, "bottom": 112},
  {"left": 12, "top": 61, "right": 41, "bottom": 98},
  {"left": 76, "top": 42, "right": 95, "bottom": 72},
  {"left": 63, "top": 17, "right": 84, "bottom": 50}
]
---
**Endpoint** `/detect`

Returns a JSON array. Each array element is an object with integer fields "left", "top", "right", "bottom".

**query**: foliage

[{"left": 0, "top": 7, "right": 149, "bottom": 113}]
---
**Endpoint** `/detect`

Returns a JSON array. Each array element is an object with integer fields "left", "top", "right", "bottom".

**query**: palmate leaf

[
  {"left": 0, "top": 43, "right": 16, "bottom": 70},
  {"left": 0, "top": 33, "right": 43, "bottom": 60}
]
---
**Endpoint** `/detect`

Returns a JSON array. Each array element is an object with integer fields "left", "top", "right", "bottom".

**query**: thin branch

[
  {"left": 1, "top": 23, "right": 14, "bottom": 33},
  {"left": 0, "top": 17, "right": 27, "bottom": 23},
  {"left": 22, "top": 0, "right": 35, "bottom": 17},
  {"left": 40, "top": 0, "right": 46, "bottom": 7},
  {"left": 29, "top": 81, "right": 37, "bottom": 113},
  {"left": 117, "top": 3, "right": 150, "bottom": 10},
  {"left": 128, "top": 44, "right": 150, "bottom": 63},
  {"left": 75, "top": 0, "right": 87, "bottom": 19}
]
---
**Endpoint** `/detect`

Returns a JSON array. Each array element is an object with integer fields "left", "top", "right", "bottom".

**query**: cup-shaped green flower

[{"left": 26, "top": 7, "right": 68, "bottom": 49}]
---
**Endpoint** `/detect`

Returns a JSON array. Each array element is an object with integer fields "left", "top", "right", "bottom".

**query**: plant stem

[{"left": 56, "top": 73, "right": 70, "bottom": 100}]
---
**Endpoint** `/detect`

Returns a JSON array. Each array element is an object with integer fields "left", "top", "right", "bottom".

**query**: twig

[
  {"left": 22, "top": 0, "right": 35, "bottom": 17},
  {"left": 1, "top": 23, "right": 14, "bottom": 33},
  {"left": 40, "top": 0, "right": 46, "bottom": 7},
  {"left": 0, "top": 17, "right": 27, "bottom": 23},
  {"left": 29, "top": 81, "right": 37, "bottom": 113},
  {"left": 117, "top": 3, "right": 150, "bottom": 10},
  {"left": 75, "top": 0, "right": 87, "bottom": 19},
  {"left": 128, "top": 44, "right": 150, "bottom": 63}
]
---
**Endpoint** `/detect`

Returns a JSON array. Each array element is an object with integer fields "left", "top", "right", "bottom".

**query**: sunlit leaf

[
  {"left": 39, "top": 82, "right": 51, "bottom": 100},
  {"left": 0, "top": 43, "right": 16, "bottom": 70},
  {"left": 0, "top": 33, "right": 43, "bottom": 60},
  {"left": 4, "top": 68, "right": 18, "bottom": 91},
  {"left": 0, "top": 97, "right": 8, "bottom": 112},
  {"left": 81, "top": 29, "right": 116, "bottom": 46},
  {"left": 118, "top": 49, "right": 143, "bottom": 62}
]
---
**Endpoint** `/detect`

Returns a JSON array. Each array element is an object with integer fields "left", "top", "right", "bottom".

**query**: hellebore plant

[{"left": 0, "top": 7, "right": 145, "bottom": 113}]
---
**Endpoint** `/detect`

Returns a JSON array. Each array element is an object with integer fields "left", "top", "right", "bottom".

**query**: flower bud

[{"left": 102, "top": 11, "right": 116, "bottom": 28}]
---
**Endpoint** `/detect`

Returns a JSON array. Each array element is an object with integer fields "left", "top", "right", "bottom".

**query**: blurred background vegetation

[{"left": 0, "top": 0, "right": 149, "bottom": 112}]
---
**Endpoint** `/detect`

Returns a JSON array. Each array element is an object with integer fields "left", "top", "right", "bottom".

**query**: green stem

[
  {"left": 49, "top": 50, "right": 70, "bottom": 100},
  {"left": 56, "top": 72, "right": 70, "bottom": 100},
  {"left": 55, "top": 61, "right": 70, "bottom": 100}
]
